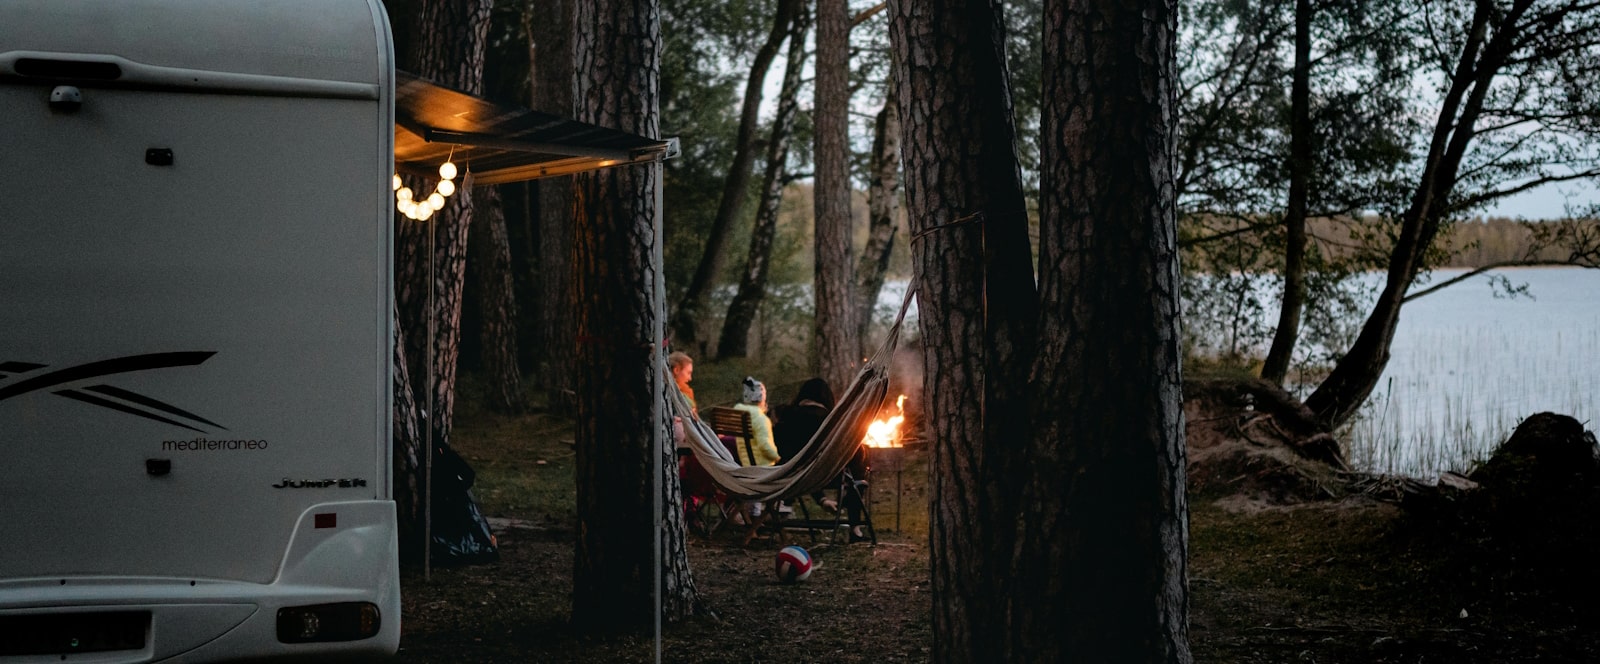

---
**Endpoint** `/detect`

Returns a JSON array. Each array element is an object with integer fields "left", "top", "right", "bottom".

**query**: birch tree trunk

[
  {"left": 670, "top": 0, "right": 800, "bottom": 351},
  {"left": 855, "top": 76, "right": 901, "bottom": 354},
  {"left": 718, "top": 5, "right": 810, "bottom": 360}
]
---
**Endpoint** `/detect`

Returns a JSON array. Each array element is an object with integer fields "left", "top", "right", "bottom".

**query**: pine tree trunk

[
  {"left": 571, "top": 0, "right": 698, "bottom": 629},
  {"left": 813, "top": 0, "right": 857, "bottom": 391},
  {"left": 1260, "top": 0, "right": 1313, "bottom": 384},
  {"left": 855, "top": 77, "right": 900, "bottom": 354},
  {"left": 468, "top": 185, "right": 527, "bottom": 413},
  {"left": 392, "top": 312, "right": 424, "bottom": 561},
  {"left": 717, "top": 7, "right": 809, "bottom": 360},
  {"left": 670, "top": 0, "right": 800, "bottom": 351},
  {"left": 529, "top": 0, "right": 576, "bottom": 414},
  {"left": 1025, "top": 0, "right": 1191, "bottom": 660},
  {"left": 394, "top": 0, "right": 493, "bottom": 449},
  {"left": 887, "top": 0, "right": 1037, "bottom": 660}
]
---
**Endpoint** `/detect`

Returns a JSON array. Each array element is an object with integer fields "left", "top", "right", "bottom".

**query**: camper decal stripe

[
  {"left": 0, "top": 352, "right": 215, "bottom": 402},
  {"left": 83, "top": 384, "right": 228, "bottom": 431},
  {"left": 55, "top": 389, "right": 208, "bottom": 433},
  {"left": 0, "top": 352, "right": 223, "bottom": 432},
  {"left": 0, "top": 361, "right": 47, "bottom": 378}
]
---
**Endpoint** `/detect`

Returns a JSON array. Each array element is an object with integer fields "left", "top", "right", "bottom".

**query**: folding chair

[{"left": 702, "top": 407, "right": 771, "bottom": 544}]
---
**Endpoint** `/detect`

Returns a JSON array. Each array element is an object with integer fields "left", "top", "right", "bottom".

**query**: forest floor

[{"left": 392, "top": 375, "right": 1600, "bottom": 663}]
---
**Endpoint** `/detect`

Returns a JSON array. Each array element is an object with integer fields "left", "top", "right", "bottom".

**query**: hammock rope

[{"left": 671, "top": 283, "right": 918, "bottom": 502}]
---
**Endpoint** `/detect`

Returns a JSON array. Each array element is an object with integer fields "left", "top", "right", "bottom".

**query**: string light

[{"left": 395, "top": 152, "right": 460, "bottom": 221}]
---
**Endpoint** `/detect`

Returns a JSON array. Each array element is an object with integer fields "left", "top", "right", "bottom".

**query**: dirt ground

[
  {"left": 395, "top": 520, "right": 930, "bottom": 663},
  {"left": 392, "top": 381, "right": 1600, "bottom": 663},
  {"left": 394, "top": 484, "right": 1600, "bottom": 662}
]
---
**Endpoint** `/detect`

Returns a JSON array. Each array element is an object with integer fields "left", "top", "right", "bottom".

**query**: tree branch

[{"left": 1403, "top": 260, "right": 1592, "bottom": 302}]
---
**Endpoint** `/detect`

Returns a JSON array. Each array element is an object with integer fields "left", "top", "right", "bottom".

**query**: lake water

[
  {"left": 877, "top": 268, "right": 1600, "bottom": 479},
  {"left": 1344, "top": 267, "right": 1600, "bottom": 478}
]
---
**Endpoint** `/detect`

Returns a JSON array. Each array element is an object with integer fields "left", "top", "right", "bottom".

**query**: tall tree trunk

[
  {"left": 1305, "top": 0, "right": 1514, "bottom": 428},
  {"left": 571, "top": 0, "right": 699, "bottom": 629},
  {"left": 1025, "top": 0, "right": 1191, "bottom": 660},
  {"left": 529, "top": 0, "right": 576, "bottom": 414},
  {"left": 888, "top": 0, "right": 1037, "bottom": 660},
  {"left": 814, "top": 0, "right": 857, "bottom": 391},
  {"left": 670, "top": 0, "right": 801, "bottom": 351},
  {"left": 394, "top": 0, "right": 492, "bottom": 469},
  {"left": 504, "top": 180, "right": 539, "bottom": 378},
  {"left": 718, "top": 6, "right": 810, "bottom": 360},
  {"left": 855, "top": 75, "right": 901, "bottom": 355},
  {"left": 468, "top": 185, "right": 527, "bottom": 412},
  {"left": 392, "top": 313, "right": 424, "bottom": 561},
  {"left": 1260, "top": 0, "right": 1312, "bottom": 384}
]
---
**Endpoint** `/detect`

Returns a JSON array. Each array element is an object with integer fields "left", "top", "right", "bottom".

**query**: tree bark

[
  {"left": 392, "top": 313, "right": 424, "bottom": 562},
  {"left": 670, "top": 0, "right": 801, "bottom": 351},
  {"left": 855, "top": 74, "right": 901, "bottom": 355},
  {"left": 1024, "top": 0, "right": 1191, "bottom": 660},
  {"left": 468, "top": 185, "right": 527, "bottom": 413},
  {"left": 528, "top": 0, "right": 577, "bottom": 413},
  {"left": 813, "top": 0, "right": 858, "bottom": 391},
  {"left": 571, "top": 0, "right": 699, "bottom": 629},
  {"left": 394, "top": 0, "right": 492, "bottom": 483},
  {"left": 718, "top": 6, "right": 810, "bottom": 360},
  {"left": 888, "top": 0, "right": 1037, "bottom": 660},
  {"left": 1260, "top": 0, "right": 1312, "bottom": 384}
]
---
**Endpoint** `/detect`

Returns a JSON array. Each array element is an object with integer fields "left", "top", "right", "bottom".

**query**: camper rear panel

[{"left": 0, "top": 0, "right": 399, "bottom": 660}]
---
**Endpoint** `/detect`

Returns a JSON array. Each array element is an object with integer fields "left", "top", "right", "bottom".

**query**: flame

[{"left": 863, "top": 394, "right": 908, "bottom": 448}]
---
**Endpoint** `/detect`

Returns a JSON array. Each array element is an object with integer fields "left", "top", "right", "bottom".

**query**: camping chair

[
  {"left": 678, "top": 449, "right": 730, "bottom": 536},
  {"left": 704, "top": 406, "right": 832, "bottom": 544},
  {"left": 702, "top": 407, "right": 768, "bottom": 543}
]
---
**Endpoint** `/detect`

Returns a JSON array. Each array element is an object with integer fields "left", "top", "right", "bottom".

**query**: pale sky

[{"left": 1484, "top": 181, "right": 1597, "bottom": 221}]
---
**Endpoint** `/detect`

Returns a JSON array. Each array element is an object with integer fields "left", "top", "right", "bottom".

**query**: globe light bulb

[
  {"left": 392, "top": 174, "right": 401, "bottom": 191},
  {"left": 397, "top": 187, "right": 413, "bottom": 202},
  {"left": 427, "top": 193, "right": 445, "bottom": 210},
  {"left": 416, "top": 204, "right": 434, "bottom": 220},
  {"left": 439, "top": 161, "right": 457, "bottom": 180},
  {"left": 437, "top": 179, "right": 455, "bottom": 197}
]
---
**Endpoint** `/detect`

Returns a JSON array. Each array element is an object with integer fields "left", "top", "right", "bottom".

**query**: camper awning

[{"left": 394, "top": 70, "right": 677, "bottom": 186}]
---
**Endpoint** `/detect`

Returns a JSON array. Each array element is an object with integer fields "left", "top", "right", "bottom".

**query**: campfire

[{"left": 862, "top": 394, "right": 907, "bottom": 448}]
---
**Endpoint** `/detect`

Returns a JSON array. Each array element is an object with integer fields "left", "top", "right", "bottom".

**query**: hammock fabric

[{"left": 672, "top": 285, "right": 916, "bottom": 502}]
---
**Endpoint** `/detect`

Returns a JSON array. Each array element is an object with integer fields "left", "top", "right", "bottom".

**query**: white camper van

[{"left": 1, "top": 1, "right": 402, "bottom": 660}]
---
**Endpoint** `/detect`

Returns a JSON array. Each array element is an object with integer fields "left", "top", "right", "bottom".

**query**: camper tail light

[{"left": 275, "top": 602, "right": 381, "bottom": 643}]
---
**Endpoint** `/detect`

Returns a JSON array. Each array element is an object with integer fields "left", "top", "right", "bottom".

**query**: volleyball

[{"left": 774, "top": 545, "right": 813, "bottom": 583}]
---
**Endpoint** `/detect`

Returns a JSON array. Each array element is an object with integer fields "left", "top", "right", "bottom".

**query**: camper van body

[{"left": 0, "top": 1, "right": 401, "bottom": 660}]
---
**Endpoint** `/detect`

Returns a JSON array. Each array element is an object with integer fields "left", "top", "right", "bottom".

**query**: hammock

[{"left": 672, "top": 284, "right": 917, "bottom": 502}]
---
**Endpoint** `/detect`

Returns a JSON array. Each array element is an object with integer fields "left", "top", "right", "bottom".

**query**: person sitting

[
  {"left": 668, "top": 351, "right": 697, "bottom": 411},
  {"left": 731, "top": 376, "right": 778, "bottom": 467},
  {"left": 773, "top": 377, "right": 833, "bottom": 464},
  {"left": 772, "top": 377, "right": 868, "bottom": 539},
  {"left": 732, "top": 377, "right": 779, "bottom": 521},
  {"left": 667, "top": 351, "right": 697, "bottom": 451}
]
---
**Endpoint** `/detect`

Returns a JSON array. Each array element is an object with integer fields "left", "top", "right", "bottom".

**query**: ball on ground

[{"left": 774, "top": 545, "right": 812, "bottom": 583}]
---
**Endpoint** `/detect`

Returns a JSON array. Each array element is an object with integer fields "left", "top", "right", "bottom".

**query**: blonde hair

[{"left": 667, "top": 351, "right": 693, "bottom": 372}]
